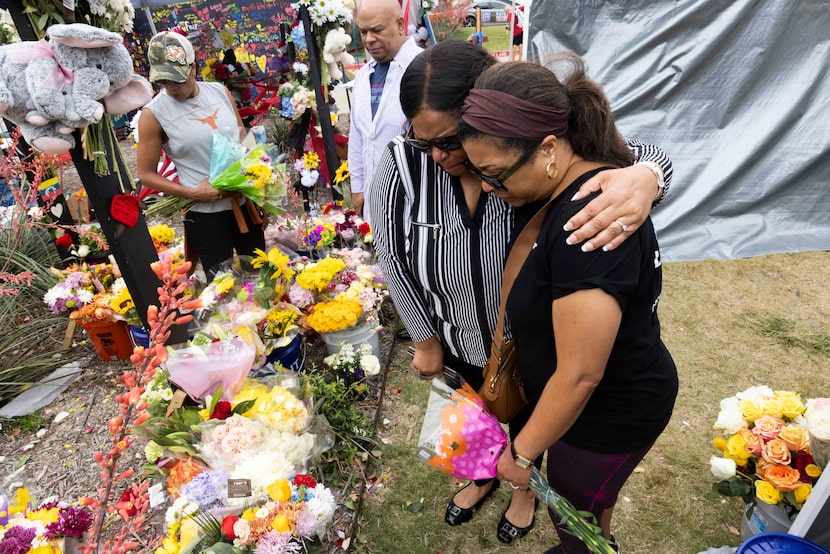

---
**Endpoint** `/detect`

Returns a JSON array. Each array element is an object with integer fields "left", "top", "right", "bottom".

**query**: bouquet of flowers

[
  {"left": 210, "top": 133, "right": 288, "bottom": 216},
  {"left": 416, "top": 378, "right": 617, "bottom": 554},
  {"left": 322, "top": 203, "right": 373, "bottom": 246},
  {"left": 164, "top": 337, "right": 258, "bottom": 402},
  {"left": 710, "top": 385, "right": 823, "bottom": 513},
  {"left": 0, "top": 494, "right": 93, "bottom": 553},
  {"left": 43, "top": 262, "right": 118, "bottom": 315},
  {"left": 148, "top": 223, "right": 177, "bottom": 253},
  {"left": 158, "top": 473, "right": 335, "bottom": 554},
  {"left": 288, "top": 251, "right": 388, "bottom": 334},
  {"left": 321, "top": 341, "right": 381, "bottom": 393}
]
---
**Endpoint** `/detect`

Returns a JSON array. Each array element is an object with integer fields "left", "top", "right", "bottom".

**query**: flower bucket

[
  {"left": 321, "top": 322, "right": 380, "bottom": 358},
  {"left": 266, "top": 334, "right": 304, "bottom": 372},
  {"left": 741, "top": 501, "right": 796, "bottom": 541},
  {"left": 737, "top": 532, "right": 830, "bottom": 554},
  {"left": 79, "top": 319, "right": 133, "bottom": 361},
  {"left": 129, "top": 325, "right": 150, "bottom": 349}
]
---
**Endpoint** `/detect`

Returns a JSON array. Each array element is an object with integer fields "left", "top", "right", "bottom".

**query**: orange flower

[
  {"left": 761, "top": 438, "right": 792, "bottom": 465},
  {"left": 167, "top": 457, "right": 208, "bottom": 498},
  {"left": 738, "top": 427, "right": 763, "bottom": 456},
  {"left": 778, "top": 425, "right": 808, "bottom": 452},
  {"left": 761, "top": 464, "right": 801, "bottom": 492}
]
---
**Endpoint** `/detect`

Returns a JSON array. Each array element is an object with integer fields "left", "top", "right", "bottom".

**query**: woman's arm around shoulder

[{"left": 563, "top": 139, "right": 673, "bottom": 252}]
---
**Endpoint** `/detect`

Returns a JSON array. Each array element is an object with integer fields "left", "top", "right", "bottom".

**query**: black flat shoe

[
  {"left": 445, "top": 479, "right": 499, "bottom": 526},
  {"left": 497, "top": 499, "right": 539, "bottom": 544}
]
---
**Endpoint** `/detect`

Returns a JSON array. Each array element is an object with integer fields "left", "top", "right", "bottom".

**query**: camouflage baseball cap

[{"left": 147, "top": 31, "right": 195, "bottom": 83}]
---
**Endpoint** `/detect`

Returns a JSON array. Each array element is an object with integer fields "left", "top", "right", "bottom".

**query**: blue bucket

[
  {"left": 266, "top": 335, "right": 303, "bottom": 372},
  {"left": 128, "top": 325, "right": 150, "bottom": 348},
  {"left": 737, "top": 533, "right": 830, "bottom": 554}
]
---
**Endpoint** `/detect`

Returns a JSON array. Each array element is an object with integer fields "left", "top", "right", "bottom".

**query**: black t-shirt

[{"left": 507, "top": 168, "right": 678, "bottom": 453}]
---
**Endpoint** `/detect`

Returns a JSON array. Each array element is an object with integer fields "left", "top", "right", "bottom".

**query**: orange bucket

[{"left": 79, "top": 320, "right": 133, "bottom": 361}]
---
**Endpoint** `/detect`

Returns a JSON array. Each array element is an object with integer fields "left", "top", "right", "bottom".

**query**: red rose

[
  {"left": 221, "top": 515, "right": 239, "bottom": 540},
  {"left": 358, "top": 222, "right": 371, "bottom": 236},
  {"left": 55, "top": 234, "right": 73, "bottom": 248},
  {"left": 292, "top": 474, "right": 317, "bottom": 488},
  {"left": 793, "top": 451, "right": 815, "bottom": 482},
  {"left": 210, "top": 401, "right": 233, "bottom": 420}
]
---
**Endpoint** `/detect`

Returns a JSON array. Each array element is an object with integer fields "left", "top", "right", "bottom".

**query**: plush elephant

[{"left": 0, "top": 23, "right": 152, "bottom": 154}]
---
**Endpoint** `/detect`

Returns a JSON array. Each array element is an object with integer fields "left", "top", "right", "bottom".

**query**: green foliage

[
  {"left": 305, "top": 370, "right": 375, "bottom": 482},
  {"left": 0, "top": 409, "right": 46, "bottom": 435},
  {"left": 0, "top": 225, "right": 81, "bottom": 405},
  {"left": 743, "top": 312, "right": 830, "bottom": 356},
  {"left": 137, "top": 405, "right": 204, "bottom": 459}
]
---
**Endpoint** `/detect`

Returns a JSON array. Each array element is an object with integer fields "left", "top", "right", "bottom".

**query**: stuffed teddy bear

[
  {"left": 323, "top": 27, "right": 356, "bottom": 83},
  {"left": 0, "top": 23, "right": 152, "bottom": 154}
]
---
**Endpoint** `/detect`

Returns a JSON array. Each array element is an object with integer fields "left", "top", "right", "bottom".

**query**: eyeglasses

[
  {"left": 404, "top": 127, "right": 463, "bottom": 153},
  {"left": 464, "top": 148, "right": 535, "bottom": 192}
]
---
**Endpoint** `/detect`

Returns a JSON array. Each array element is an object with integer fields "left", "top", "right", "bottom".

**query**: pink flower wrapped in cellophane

[
  {"left": 165, "top": 337, "right": 256, "bottom": 401},
  {"left": 416, "top": 379, "right": 507, "bottom": 480}
]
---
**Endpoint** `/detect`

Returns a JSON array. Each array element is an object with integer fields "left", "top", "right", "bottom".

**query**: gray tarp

[{"left": 527, "top": 0, "right": 830, "bottom": 262}]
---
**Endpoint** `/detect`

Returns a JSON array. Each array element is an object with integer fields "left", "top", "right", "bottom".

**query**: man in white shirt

[{"left": 348, "top": 0, "right": 422, "bottom": 221}]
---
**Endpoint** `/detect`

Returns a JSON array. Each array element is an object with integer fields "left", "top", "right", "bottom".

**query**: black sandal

[
  {"left": 444, "top": 479, "right": 500, "bottom": 526},
  {"left": 496, "top": 498, "right": 539, "bottom": 544}
]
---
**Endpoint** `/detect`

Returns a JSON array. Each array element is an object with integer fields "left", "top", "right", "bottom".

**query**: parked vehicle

[{"left": 464, "top": 0, "right": 510, "bottom": 27}]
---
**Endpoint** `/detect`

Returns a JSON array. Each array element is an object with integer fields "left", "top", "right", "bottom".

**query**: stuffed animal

[
  {"left": 0, "top": 23, "right": 152, "bottom": 154},
  {"left": 322, "top": 27, "right": 356, "bottom": 83}
]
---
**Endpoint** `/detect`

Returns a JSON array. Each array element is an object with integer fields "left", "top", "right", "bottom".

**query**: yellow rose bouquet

[{"left": 710, "top": 385, "right": 823, "bottom": 515}]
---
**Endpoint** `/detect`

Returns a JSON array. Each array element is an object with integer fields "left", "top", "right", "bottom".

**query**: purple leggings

[{"left": 546, "top": 440, "right": 654, "bottom": 553}]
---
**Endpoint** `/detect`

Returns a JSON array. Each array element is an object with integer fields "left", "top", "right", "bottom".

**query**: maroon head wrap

[{"left": 460, "top": 89, "right": 569, "bottom": 141}]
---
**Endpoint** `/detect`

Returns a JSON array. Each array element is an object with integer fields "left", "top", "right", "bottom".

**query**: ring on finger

[
  {"left": 614, "top": 219, "right": 629, "bottom": 233},
  {"left": 508, "top": 481, "right": 519, "bottom": 490}
]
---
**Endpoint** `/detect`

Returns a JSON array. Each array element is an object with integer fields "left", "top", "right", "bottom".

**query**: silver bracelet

[{"left": 634, "top": 160, "right": 665, "bottom": 201}]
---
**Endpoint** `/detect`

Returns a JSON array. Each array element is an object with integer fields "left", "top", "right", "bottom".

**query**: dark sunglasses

[
  {"left": 464, "top": 148, "right": 536, "bottom": 192},
  {"left": 404, "top": 127, "right": 463, "bottom": 153}
]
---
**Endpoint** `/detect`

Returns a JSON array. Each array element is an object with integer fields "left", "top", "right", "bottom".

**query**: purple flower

[
  {"left": 180, "top": 469, "right": 229, "bottom": 508},
  {"left": 254, "top": 530, "right": 303, "bottom": 554},
  {"left": 0, "top": 525, "right": 37, "bottom": 554},
  {"left": 45, "top": 505, "right": 93, "bottom": 539},
  {"left": 293, "top": 507, "right": 320, "bottom": 538}
]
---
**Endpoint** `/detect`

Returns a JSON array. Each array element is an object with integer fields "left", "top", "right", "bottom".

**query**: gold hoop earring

[{"left": 545, "top": 157, "right": 558, "bottom": 180}]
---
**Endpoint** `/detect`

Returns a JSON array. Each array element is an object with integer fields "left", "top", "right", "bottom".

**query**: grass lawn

[
  {"left": 352, "top": 251, "right": 830, "bottom": 553},
  {"left": 454, "top": 27, "right": 512, "bottom": 56}
]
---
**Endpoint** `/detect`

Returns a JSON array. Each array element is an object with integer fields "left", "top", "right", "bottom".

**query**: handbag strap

[{"left": 492, "top": 197, "right": 555, "bottom": 346}]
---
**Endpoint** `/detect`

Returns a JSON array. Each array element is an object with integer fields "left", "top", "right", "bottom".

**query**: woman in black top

[{"left": 458, "top": 57, "right": 678, "bottom": 553}]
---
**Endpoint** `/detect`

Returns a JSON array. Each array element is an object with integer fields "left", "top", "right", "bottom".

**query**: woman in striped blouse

[{"left": 367, "top": 40, "right": 673, "bottom": 545}]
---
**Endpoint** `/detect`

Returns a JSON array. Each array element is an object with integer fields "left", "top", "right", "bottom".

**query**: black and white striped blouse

[{"left": 369, "top": 137, "right": 673, "bottom": 368}]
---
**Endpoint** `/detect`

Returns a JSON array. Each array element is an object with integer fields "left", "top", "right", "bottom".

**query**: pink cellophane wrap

[
  {"left": 416, "top": 379, "right": 508, "bottom": 480},
  {"left": 165, "top": 337, "right": 256, "bottom": 401}
]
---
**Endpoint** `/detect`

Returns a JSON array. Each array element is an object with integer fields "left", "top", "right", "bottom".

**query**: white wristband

[{"left": 634, "top": 160, "right": 665, "bottom": 201}]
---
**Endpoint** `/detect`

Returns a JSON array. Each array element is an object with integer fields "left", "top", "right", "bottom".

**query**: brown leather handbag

[{"left": 479, "top": 199, "right": 553, "bottom": 423}]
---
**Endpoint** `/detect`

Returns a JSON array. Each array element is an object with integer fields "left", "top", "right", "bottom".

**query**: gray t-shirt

[{"left": 145, "top": 81, "right": 241, "bottom": 213}]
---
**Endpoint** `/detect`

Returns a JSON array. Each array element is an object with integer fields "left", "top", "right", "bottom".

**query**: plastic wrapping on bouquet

[
  {"left": 165, "top": 337, "right": 257, "bottom": 401},
  {"left": 251, "top": 125, "right": 267, "bottom": 144}
]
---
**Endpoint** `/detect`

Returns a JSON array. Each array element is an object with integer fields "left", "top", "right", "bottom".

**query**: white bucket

[
  {"left": 740, "top": 500, "right": 796, "bottom": 541},
  {"left": 320, "top": 323, "right": 381, "bottom": 358}
]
